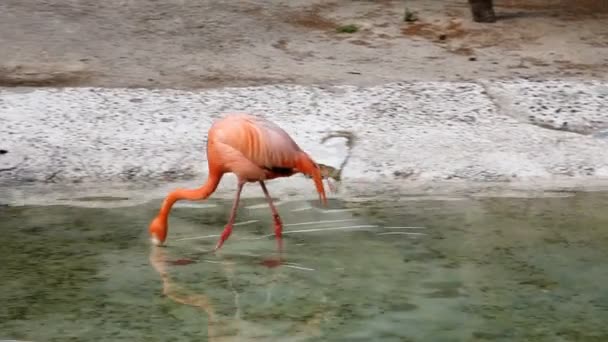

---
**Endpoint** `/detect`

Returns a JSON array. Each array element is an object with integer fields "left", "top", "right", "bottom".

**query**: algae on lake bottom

[{"left": 1, "top": 193, "right": 608, "bottom": 341}]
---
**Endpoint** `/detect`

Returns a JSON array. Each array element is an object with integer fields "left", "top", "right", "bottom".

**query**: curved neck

[{"left": 158, "top": 173, "right": 223, "bottom": 220}]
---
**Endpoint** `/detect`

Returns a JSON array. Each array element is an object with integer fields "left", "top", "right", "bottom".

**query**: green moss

[{"left": 336, "top": 24, "right": 359, "bottom": 33}]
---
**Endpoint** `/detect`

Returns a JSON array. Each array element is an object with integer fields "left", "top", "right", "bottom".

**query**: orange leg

[
  {"left": 214, "top": 181, "right": 245, "bottom": 251},
  {"left": 259, "top": 181, "right": 284, "bottom": 263},
  {"left": 259, "top": 181, "right": 283, "bottom": 238}
]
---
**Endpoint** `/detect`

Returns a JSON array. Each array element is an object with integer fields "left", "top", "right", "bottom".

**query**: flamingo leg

[
  {"left": 214, "top": 181, "right": 245, "bottom": 251},
  {"left": 259, "top": 181, "right": 283, "bottom": 238}
]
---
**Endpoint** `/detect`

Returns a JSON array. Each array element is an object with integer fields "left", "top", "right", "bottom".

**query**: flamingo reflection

[{"left": 149, "top": 246, "right": 330, "bottom": 341}]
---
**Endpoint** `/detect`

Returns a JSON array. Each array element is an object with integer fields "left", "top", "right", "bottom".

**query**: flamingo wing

[
  {"left": 208, "top": 113, "right": 327, "bottom": 203},
  {"left": 210, "top": 114, "right": 304, "bottom": 172}
]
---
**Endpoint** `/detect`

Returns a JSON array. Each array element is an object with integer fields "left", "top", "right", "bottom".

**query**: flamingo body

[
  {"left": 148, "top": 113, "right": 327, "bottom": 249},
  {"left": 208, "top": 114, "right": 303, "bottom": 181}
]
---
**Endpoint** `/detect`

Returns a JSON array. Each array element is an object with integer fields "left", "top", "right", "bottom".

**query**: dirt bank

[{"left": 1, "top": 0, "right": 607, "bottom": 89}]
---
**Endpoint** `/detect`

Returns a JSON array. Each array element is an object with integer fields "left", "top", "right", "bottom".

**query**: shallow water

[{"left": 1, "top": 192, "right": 608, "bottom": 341}]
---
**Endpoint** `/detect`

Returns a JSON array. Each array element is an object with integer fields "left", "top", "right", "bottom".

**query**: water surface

[{"left": 1, "top": 192, "right": 608, "bottom": 341}]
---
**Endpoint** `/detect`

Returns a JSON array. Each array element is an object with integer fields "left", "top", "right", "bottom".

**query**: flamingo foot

[
  {"left": 169, "top": 258, "right": 196, "bottom": 266},
  {"left": 214, "top": 224, "right": 233, "bottom": 251},
  {"left": 260, "top": 257, "right": 283, "bottom": 268},
  {"left": 262, "top": 236, "right": 285, "bottom": 269}
]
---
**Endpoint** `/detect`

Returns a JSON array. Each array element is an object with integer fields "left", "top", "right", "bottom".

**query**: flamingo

[{"left": 148, "top": 113, "right": 327, "bottom": 250}]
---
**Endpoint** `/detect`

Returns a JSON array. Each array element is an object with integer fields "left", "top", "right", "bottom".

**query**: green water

[{"left": 1, "top": 192, "right": 608, "bottom": 341}]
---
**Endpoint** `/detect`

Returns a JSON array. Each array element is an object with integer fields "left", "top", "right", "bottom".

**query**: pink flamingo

[{"left": 148, "top": 113, "right": 327, "bottom": 250}]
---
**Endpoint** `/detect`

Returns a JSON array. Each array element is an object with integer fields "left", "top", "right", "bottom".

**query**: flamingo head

[{"left": 148, "top": 216, "right": 168, "bottom": 246}]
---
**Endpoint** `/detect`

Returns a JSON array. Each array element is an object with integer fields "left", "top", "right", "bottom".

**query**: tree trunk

[{"left": 468, "top": 0, "right": 496, "bottom": 23}]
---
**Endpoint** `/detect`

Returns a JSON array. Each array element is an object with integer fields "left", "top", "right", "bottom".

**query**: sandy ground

[
  {"left": 1, "top": 80, "right": 607, "bottom": 206},
  {"left": 0, "top": 0, "right": 607, "bottom": 89}
]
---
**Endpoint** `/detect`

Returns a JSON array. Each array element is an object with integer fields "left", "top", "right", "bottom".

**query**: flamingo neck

[{"left": 158, "top": 173, "right": 222, "bottom": 220}]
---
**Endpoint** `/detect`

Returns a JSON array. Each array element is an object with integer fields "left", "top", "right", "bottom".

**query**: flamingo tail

[{"left": 295, "top": 152, "right": 327, "bottom": 205}]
